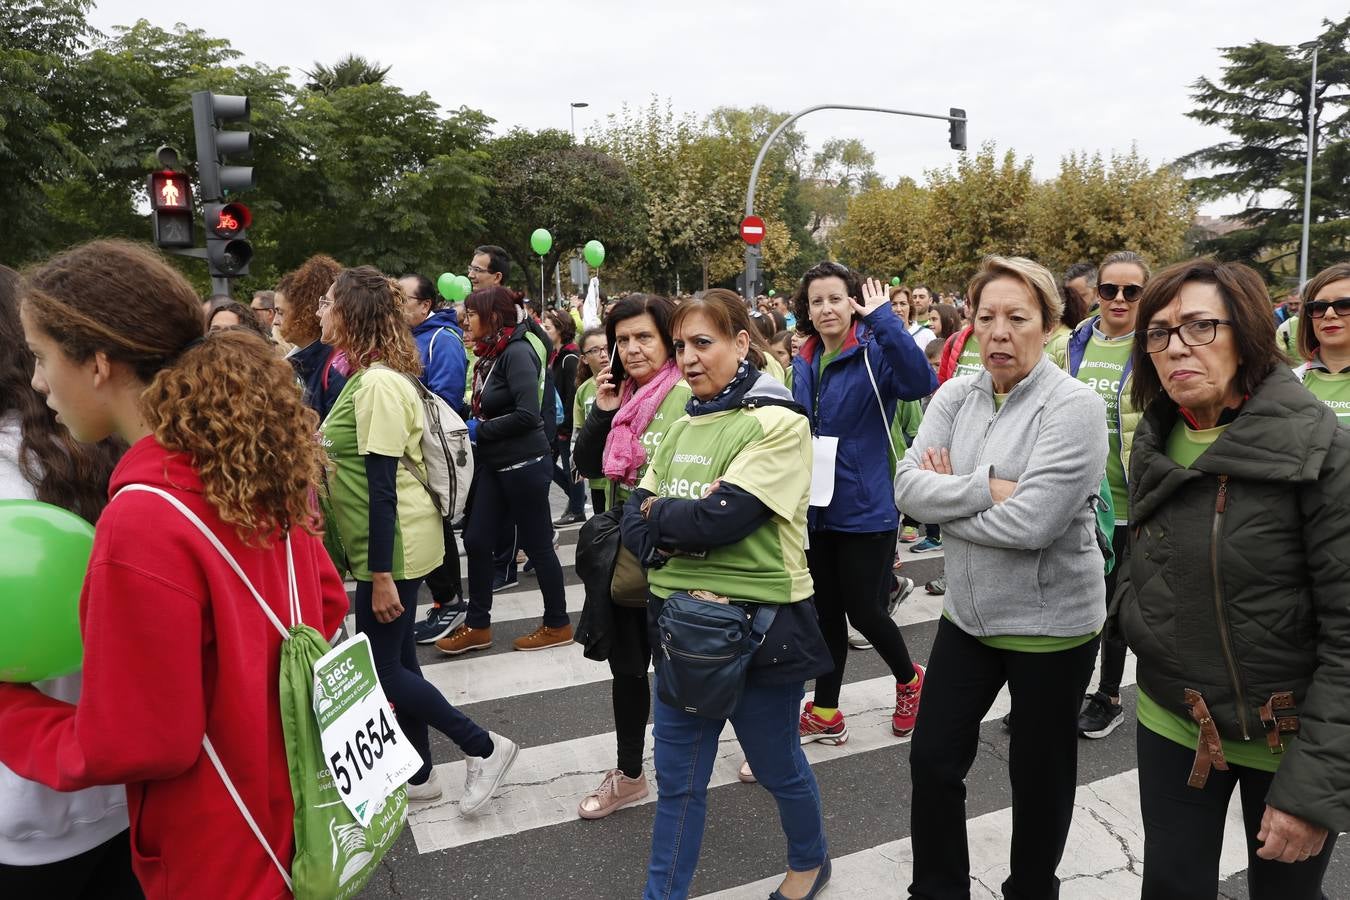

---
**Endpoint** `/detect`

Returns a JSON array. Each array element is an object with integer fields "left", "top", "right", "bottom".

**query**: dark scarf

[
  {"left": 685, "top": 361, "right": 755, "bottom": 417},
  {"left": 471, "top": 326, "right": 514, "bottom": 419}
]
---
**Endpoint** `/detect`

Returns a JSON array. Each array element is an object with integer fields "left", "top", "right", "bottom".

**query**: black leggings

[
  {"left": 464, "top": 458, "right": 568, "bottom": 629},
  {"left": 1137, "top": 723, "right": 1337, "bottom": 899},
  {"left": 808, "top": 529, "right": 914, "bottom": 708},
  {"left": 909, "top": 616, "right": 1099, "bottom": 899},
  {"left": 609, "top": 603, "right": 653, "bottom": 780},
  {"left": 355, "top": 578, "right": 492, "bottom": 770},
  {"left": 0, "top": 829, "right": 142, "bottom": 898},
  {"left": 422, "top": 516, "right": 463, "bottom": 605}
]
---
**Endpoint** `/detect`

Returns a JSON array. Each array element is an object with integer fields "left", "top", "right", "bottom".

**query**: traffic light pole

[{"left": 741, "top": 103, "right": 968, "bottom": 302}]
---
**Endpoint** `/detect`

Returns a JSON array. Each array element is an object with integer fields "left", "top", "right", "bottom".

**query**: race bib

[
  {"left": 313, "top": 634, "right": 422, "bottom": 826},
  {"left": 809, "top": 436, "right": 839, "bottom": 507}
]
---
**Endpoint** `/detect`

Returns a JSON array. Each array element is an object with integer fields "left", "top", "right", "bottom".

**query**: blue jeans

[{"left": 645, "top": 676, "right": 827, "bottom": 900}]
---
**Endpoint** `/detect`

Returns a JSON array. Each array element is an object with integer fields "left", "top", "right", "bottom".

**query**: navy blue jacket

[
  {"left": 791, "top": 307, "right": 936, "bottom": 532},
  {"left": 289, "top": 339, "right": 348, "bottom": 421},
  {"left": 412, "top": 308, "right": 468, "bottom": 417}
]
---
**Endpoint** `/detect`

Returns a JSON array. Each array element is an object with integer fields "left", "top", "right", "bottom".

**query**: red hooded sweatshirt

[{"left": 0, "top": 437, "right": 348, "bottom": 898}]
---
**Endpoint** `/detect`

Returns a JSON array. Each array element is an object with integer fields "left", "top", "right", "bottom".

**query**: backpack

[
  {"left": 116, "top": 484, "right": 406, "bottom": 900},
  {"left": 399, "top": 373, "right": 474, "bottom": 522}
]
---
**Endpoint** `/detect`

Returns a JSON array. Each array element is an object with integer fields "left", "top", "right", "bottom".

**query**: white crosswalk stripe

[{"left": 356, "top": 531, "right": 1288, "bottom": 898}]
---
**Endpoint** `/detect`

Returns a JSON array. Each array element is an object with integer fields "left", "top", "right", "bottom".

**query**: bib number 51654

[{"left": 329, "top": 707, "right": 400, "bottom": 794}]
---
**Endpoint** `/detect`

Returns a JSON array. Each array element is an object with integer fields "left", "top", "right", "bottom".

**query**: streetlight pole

[
  {"left": 570, "top": 101, "right": 589, "bottom": 141},
  {"left": 1298, "top": 41, "right": 1320, "bottom": 289},
  {"left": 741, "top": 104, "right": 968, "bottom": 301}
]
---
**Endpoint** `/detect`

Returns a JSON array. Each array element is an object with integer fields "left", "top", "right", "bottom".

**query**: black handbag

[{"left": 655, "top": 592, "right": 778, "bottom": 720}]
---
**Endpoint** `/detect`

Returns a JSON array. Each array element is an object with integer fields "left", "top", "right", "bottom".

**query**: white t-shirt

[
  {"left": 907, "top": 322, "right": 936, "bottom": 351},
  {"left": 0, "top": 411, "right": 130, "bottom": 864}
]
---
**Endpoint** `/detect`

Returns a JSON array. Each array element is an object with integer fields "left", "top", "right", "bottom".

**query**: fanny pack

[{"left": 655, "top": 591, "right": 778, "bottom": 720}]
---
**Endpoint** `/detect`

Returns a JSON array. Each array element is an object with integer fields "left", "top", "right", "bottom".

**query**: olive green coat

[{"left": 1117, "top": 365, "right": 1350, "bottom": 830}]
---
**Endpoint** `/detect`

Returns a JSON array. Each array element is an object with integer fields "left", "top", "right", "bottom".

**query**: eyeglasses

[
  {"left": 467, "top": 264, "right": 490, "bottom": 275},
  {"left": 1098, "top": 283, "right": 1143, "bottom": 303},
  {"left": 316, "top": 299, "right": 334, "bottom": 310},
  {"left": 1145, "top": 318, "right": 1233, "bottom": 354},
  {"left": 1306, "top": 298, "right": 1350, "bottom": 319},
  {"left": 582, "top": 346, "right": 609, "bottom": 359}
]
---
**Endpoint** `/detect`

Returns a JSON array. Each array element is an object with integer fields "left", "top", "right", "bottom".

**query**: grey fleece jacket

[{"left": 894, "top": 354, "right": 1108, "bottom": 638}]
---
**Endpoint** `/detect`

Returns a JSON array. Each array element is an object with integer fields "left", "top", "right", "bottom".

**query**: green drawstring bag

[
  {"left": 121, "top": 485, "right": 407, "bottom": 899},
  {"left": 1090, "top": 475, "right": 1117, "bottom": 576}
]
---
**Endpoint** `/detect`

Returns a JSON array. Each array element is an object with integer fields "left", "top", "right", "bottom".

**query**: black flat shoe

[{"left": 768, "top": 856, "right": 831, "bottom": 900}]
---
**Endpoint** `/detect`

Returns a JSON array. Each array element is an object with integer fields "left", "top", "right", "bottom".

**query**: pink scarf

[{"left": 602, "top": 359, "right": 682, "bottom": 485}]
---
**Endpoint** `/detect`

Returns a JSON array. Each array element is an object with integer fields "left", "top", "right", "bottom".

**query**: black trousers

[
  {"left": 609, "top": 603, "right": 652, "bottom": 780},
  {"left": 422, "top": 515, "right": 463, "bottom": 606},
  {"left": 808, "top": 529, "right": 914, "bottom": 708},
  {"left": 0, "top": 829, "right": 142, "bottom": 898},
  {"left": 1137, "top": 723, "right": 1337, "bottom": 899},
  {"left": 909, "top": 616, "right": 1099, "bottom": 899},
  {"left": 1095, "top": 527, "right": 1129, "bottom": 698}
]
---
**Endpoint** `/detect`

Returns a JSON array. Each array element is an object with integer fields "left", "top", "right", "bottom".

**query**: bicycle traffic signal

[{"left": 191, "top": 91, "right": 255, "bottom": 278}]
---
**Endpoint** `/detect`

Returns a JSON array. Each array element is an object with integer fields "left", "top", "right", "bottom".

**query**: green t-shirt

[
  {"left": 1140, "top": 419, "right": 1282, "bottom": 768},
  {"left": 607, "top": 381, "right": 694, "bottom": 510},
  {"left": 954, "top": 332, "right": 983, "bottom": 378},
  {"left": 320, "top": 366, "right": 444, "bottom": 581},
  {"left": 1076, "top": 331, "right": 1134, "bottom": 521},
  {"left": 572, "top": 378, "right": 607, "bottom": 491},
  {"left": 761, "top": 353, "right": 788, "bottom": 387},
  {"left": 638, "top": 405, "right": 813, "bottom": 604},
  {"left": 993, "top": 391, "right": 1009, "bottom": 410},
  {"left": 1277, "top": 315, "right": 1300, "bottom": 357},
  {"left": 1303, "top": 369, "right": 1350, "bottom": 426}
]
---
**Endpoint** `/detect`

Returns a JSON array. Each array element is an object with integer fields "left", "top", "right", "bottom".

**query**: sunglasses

[
  {"left": 1306, "top": 298, "right": 1350, "bottom": 319},
  {"left": 1098, "top": 283, "right": 1143, "bottom": 303}
]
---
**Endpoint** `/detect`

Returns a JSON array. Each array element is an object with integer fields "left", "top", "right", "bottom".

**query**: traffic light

[
  {"left": 948, "top": 108, "right": 967, "bottom": 152},
  {"left": 191, "top": 91, "right": 255, "bottom": 280},
  {"left": 204, "top": 201, "right": 253, "bottom": 275},
  {"left": 147, "top": 170, "right": 194, "bottom": 249}
]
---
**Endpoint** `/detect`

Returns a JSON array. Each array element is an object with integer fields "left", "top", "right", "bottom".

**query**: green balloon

[
  {"left": 454, "top": 275, "right": 473, "bottom": 300},
  {"left": 437, "top": 272, "right": 457, "bottom": 301},
  {"left": 530, "top": 228, "right": 553, "bottom": 256},
  {"left": 0, "top": 500, "right": 92, "bottom": 683},
  {"left": 583, "top": 240, "right": 606, "bottom": 268},
  {"left": 890, "top": 276, "right": 901, "bottom": 287},
  {"left": 768, "top": 289, "right": 776, "bottom": 297}
]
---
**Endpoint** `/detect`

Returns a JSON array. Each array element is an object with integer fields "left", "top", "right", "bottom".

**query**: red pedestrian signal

[{"left": 148, "top": 172, "right": 191, "bottom": 210}]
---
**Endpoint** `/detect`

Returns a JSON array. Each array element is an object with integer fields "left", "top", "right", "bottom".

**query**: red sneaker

[
  {"left": 799, "top": 702, "right": 849, "bottom": 745},
  {"left": 893, "top": 664, "right": 925, "bottom": 736}
]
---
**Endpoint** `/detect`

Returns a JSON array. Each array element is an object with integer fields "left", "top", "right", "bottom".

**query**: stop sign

[{"left": 739, "top": 215, "right": 766, "bottom": 245}]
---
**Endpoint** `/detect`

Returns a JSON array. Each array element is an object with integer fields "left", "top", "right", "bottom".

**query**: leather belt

[
  {"left": 1259, "top": 691, "right": 1299, "bottom": 754},
  {"left": 1184, "top": 688, "right": 1229, "bottom": 789}
]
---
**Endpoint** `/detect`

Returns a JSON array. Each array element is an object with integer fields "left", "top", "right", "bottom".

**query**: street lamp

[
  {"left": 1298, "top": 39, "right": 1319, "bottom": 289},
  {"left": 570, "top": 101, "right": 589, "bottom": 141}
]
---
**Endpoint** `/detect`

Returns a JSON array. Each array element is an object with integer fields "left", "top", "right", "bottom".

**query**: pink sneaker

[
  {"left": 577, "top": 768, "right": 649, "bottom": 820},
  {"left": 893, "top": 664, "right": 925, "bottom": 736}
]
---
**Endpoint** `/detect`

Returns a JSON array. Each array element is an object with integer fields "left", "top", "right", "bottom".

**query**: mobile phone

[{"left": 609, "top": 349, "right": 623, "bottom": 383}]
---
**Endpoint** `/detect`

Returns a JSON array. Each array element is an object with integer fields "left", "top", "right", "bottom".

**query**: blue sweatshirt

[{"left": 412, "top": 308, "right": 468, "bottom": 417}]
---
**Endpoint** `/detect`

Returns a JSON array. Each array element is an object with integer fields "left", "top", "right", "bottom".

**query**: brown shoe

[
  {"left": 512, "top": 623, "right": 574, "bottom": 652},
  {"left": 436, "top": 625, "right": 492, "bottom": 656}
]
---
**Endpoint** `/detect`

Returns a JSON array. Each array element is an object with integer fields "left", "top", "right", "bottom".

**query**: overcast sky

[{"left": 88, "top": 0, "right": 1338, "bottom": 217}]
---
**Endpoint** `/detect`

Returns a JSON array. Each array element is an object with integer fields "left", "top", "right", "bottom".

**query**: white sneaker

[
  {"left": 887, "top": 576, "right": 916, "bottom": 618},
  {"left": 406, "top": 768, "right": 442, "bottom": 802},
  {"left": 847, "top": 626, "right": 871, "bottom": 650},
  {"left": 461, "top": 732, "right": 519, "bottom": 815}
]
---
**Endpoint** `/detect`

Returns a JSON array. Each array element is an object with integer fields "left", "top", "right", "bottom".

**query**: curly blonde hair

[
  {"left": 23, "top": 239, "right": 326, "bottom": 545},
  {"left": 328, "top": 266, "right": 422, "bottom": 376}
]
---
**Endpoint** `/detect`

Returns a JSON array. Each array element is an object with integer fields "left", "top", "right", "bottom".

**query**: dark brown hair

[
  {"left": 0, "top": 265, "right": 123, "bottom": 522},
  {"left": 22, "top": 240, "right": 326, "bottom": 544},
  {"left": 605, "top": 293, "right": 676, "bottom": 383},
  {"left": 328, "top": 266, "right": 422, "bottom": 376},
  {"left": 791, "top": 261, "right": 862, "bottom": 339},
  {"left": 464, "top": 286, "right": 524, "bottom": 337},
  {"left": 1297, "top": 262, "right": 1350, "bottom": 362},
  {"left": 929, "top": 302, "right": 961, "bottom": 339},
  {"left": 278, "top": 253, "right": 341, "bottom": 347},
  {"left": 206, "top": 298, "right": 270, "bottom": 340},
  {"left": 670, "top": 288, "right": 768, "bottom": 370},
  {"left": 545, "top": 309, "right": 577, "bottom": 347},
  {"left": 1129, "top": 258, "right": 1280, "bottom": 412},
  {"left": 576, "top": 327, "right": 607, "bottom": 388}
]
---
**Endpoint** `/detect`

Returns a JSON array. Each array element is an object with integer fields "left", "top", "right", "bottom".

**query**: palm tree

[{"left": 303, "top": 54, "right": 391, "bottom": 93}]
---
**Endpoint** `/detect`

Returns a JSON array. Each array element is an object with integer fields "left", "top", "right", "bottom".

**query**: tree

[
  {"left": 1176, "top": 15, "right": 1350, "bottom": 283},
  {"left": 834, "top": 177, "right": 929, "bottom": 281},
  {"left": 303, "top": 54, "right": 391, "bottom": 93},
  {"left": 0, "top": 0, "right": 99, "bottom": 263},
  {"left": 477, "top": 128, "right": 643, "bottom": 302},
  {"left": 796, "top": 138, "right": 880, "bottom": 245},
  {"left": 1030, "top": 148, "right": 1194, "bottom": 273}
]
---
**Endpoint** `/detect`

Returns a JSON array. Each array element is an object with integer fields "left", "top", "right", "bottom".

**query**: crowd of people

[{"left": 0, "top": 233, "right": 1347, "bottom": 900}]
